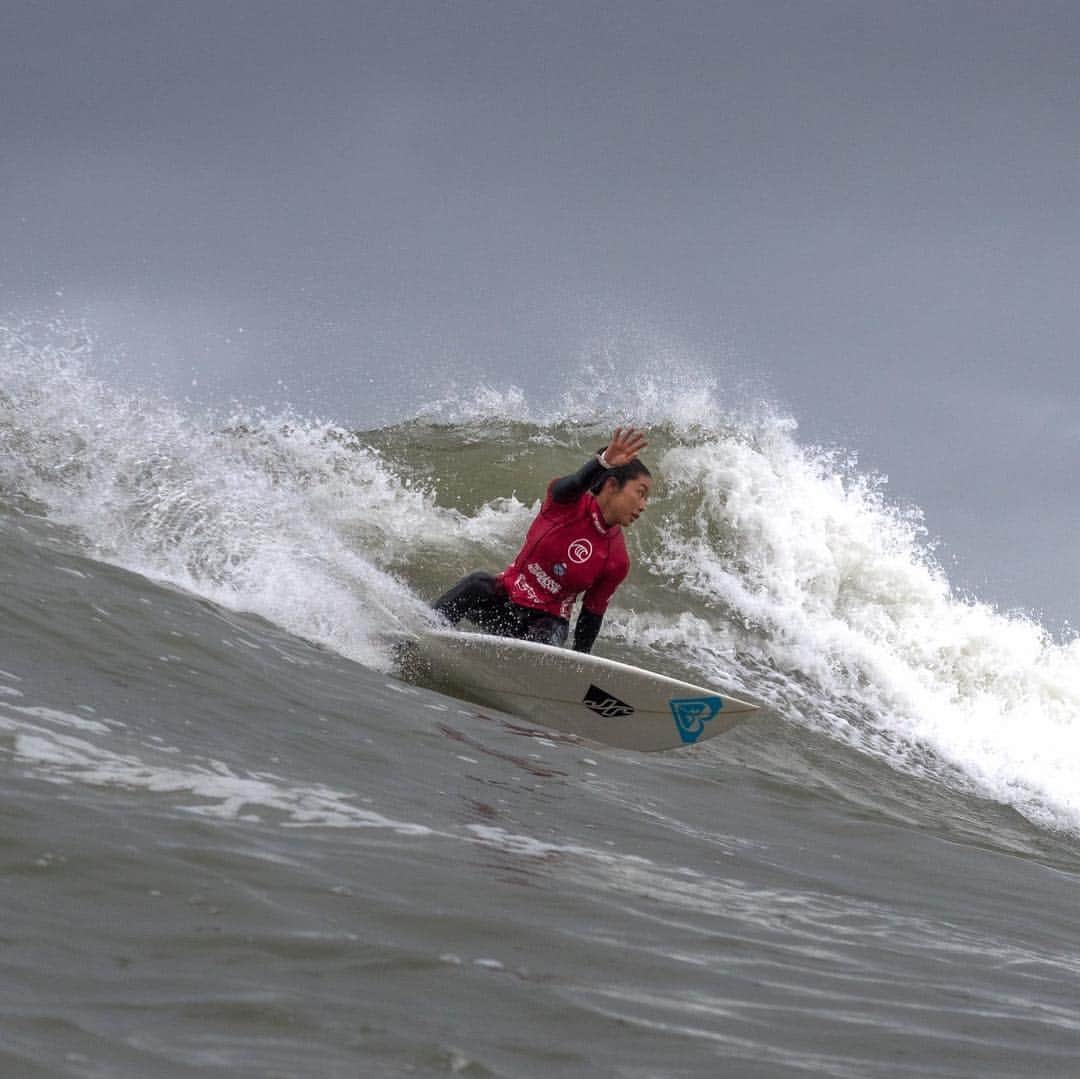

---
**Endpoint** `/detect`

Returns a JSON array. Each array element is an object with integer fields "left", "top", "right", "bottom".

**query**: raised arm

[
  {"left": 550, "top": 427, "right": 649, "bottom": 504},
  {"left": 549, "top": 456, "right": 607, "bottom": 503}
]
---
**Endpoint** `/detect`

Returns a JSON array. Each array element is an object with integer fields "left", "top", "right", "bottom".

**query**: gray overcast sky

[{"left": 2, "top": 1, "right": 1079, "bottom": 629}]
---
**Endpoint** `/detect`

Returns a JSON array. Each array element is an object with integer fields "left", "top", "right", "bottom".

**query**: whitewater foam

[
  {"left": 1, "top": 323, "right": 453, "bottom": 668},
  {"left": 651, "top": 424, "right": 1080, "bottom": 833},
  {"left": 1, "top": 700, "right": 432, "bottom": 833}
]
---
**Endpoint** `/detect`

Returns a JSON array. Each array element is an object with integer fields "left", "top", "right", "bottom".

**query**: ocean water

[{"left": 2, "top": 322, "right": 1079, "bottom": 1078}]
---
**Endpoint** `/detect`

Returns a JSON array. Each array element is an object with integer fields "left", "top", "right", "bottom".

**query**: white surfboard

[{"left": 396, "top": 628, "right": 759, "bottom": 752}]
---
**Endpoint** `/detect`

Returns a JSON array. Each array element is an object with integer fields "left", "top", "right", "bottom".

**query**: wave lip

[{"left": 649, "top": 418, "right": 1080, "bottom": 835}]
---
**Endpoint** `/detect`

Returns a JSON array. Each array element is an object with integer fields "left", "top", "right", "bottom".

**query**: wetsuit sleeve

[
  {"left": 549, "top": 456, "right": 607, "bottom": 504},
  {"left": 573, "top": 609, "right": 604, "bottom": 653}
]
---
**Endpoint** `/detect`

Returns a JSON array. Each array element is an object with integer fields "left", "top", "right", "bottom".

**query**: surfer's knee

[{"left": 433, "top": 571, "right": 501, "bottom": 620}]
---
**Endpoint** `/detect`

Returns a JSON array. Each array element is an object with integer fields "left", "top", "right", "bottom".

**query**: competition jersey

[{"left": 499, "top": 481, "right": 629, "bottom": 620}]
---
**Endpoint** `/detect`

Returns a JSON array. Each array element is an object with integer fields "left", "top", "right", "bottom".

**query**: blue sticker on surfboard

[{"left": 669, "top": 696, "right": 724, "bottom": 744}]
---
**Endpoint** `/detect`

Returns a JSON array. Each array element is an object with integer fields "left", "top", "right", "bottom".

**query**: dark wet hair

[{"left": 591, "top": 450, "right": 652, "bottom": 494}]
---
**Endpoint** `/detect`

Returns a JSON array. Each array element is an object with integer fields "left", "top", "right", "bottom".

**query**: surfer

[{"left": 432, "top": 427, "right": 651, "bottom": 653}]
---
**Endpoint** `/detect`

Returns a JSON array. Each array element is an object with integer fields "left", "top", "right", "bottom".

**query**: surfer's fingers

[
  {"left": 612, "top": 426, "right": 643, "bottom": 446},
  {"left": 606, "top": 427, "right": 647, "bottom": 464}
]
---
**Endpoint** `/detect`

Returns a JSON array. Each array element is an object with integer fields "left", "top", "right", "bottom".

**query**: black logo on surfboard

[{"left": 583, "top": 684, "right": 635, "bottom": 718}]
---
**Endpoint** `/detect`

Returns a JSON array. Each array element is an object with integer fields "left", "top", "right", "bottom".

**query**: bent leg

[
  {"left": 433, "top": 571, "right": 510, "bottom": 632},
  {"left": 434, "top": 573, "right": 568, "bottom": 645}
]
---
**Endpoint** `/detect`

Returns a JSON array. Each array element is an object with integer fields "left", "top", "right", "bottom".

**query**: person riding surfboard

[{"left": 433, "top": 427, "right": 651, "bottom": 653}]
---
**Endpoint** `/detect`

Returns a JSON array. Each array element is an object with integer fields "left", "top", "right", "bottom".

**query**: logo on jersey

[
  {"left": 553, "top": 562, "right": 567, "bottom": 577},
  {"left": 669, "top": 696, "right": 724, "bottom": 743},
  {"left": 583, "top": 684, "right": 635, "bottom": 718},
  {"left": 568, "top": 538, "right": 593, "bottom": 564},
  {"left": 527, "top": 562, "right": 561, "bottom": 595}
]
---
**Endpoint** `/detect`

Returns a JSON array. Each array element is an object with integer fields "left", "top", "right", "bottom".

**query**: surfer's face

[{"left": 599, "top": 474, "right": 651, "bottom": 527}]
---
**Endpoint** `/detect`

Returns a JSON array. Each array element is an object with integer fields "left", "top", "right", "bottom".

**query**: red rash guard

[{"left": 499, "top": 476, "right": 629, "bottom": 621}]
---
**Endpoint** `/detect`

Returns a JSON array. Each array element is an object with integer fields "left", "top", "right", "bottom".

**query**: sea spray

[
  {"left": 645, "top": 417, "right": 1080, "bottom": 833},
  {"left": 0, "top": 323, "right": 438, "bottom": 667}
]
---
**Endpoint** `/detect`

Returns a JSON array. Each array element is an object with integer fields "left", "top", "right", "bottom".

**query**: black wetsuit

[{"left": 432, "top": 456, "right": 613, "bottom": 653}]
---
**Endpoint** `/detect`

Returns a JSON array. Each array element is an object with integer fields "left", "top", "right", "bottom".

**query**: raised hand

[{"left": 602, "top": 427, "right": 648, "bottom": 468}]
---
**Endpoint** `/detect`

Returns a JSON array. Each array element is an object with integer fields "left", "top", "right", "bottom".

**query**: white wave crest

[{"left": 650, "top": 420, "right": 1080, "bottom": 834}]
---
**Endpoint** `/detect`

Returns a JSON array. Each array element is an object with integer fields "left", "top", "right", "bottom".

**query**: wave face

[{"left": 4, "top": 322, "right": 1077, "bottom": 838}]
